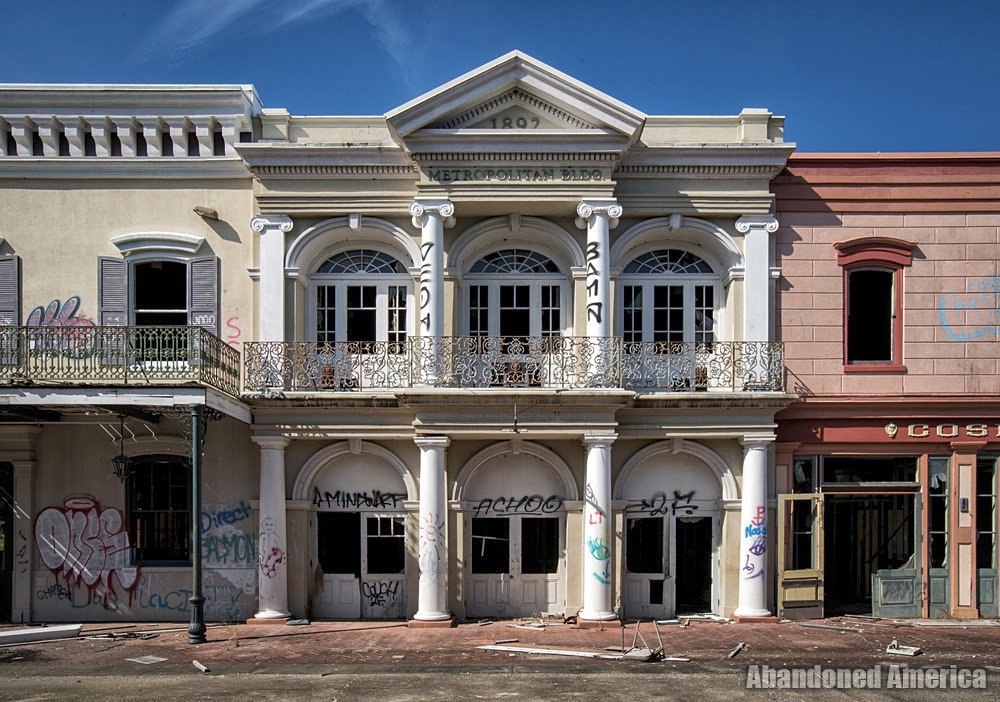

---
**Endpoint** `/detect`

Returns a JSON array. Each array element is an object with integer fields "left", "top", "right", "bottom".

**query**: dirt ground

[{"left": 2, "top": 616, "right": 999, "bottom": 676}]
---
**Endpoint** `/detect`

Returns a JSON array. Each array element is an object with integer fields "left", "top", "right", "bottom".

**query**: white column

[
  {"left": 414, "top": 435, "right": 451, "bottom": 621},
  {"left": 580, "top": 433, "right": 617, "bottom": 621},
  {"left": 735, "top": 434, "right": 774, "bottom": 619},
  {"left": 410, "top": 199, "right": 454, "bottom": 383},
  {"left": 250, "top": 215, "right": 294, "bottom": 344},
  {"left": 253, "top": 436, "right": 291, "bottom": 619},
  {"left": 735, "top": 215, "right": 779, "bottom": 343},
  {"left": 576, "top": 200, "right": 621, "bottom": 340}
]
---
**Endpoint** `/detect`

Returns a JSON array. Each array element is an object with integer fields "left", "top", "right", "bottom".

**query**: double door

[
  {"left": 622, "top": 514, "right": 713, "bottom": 618},
  {"left": 466, "top": 515, "right": 563, "bottom": 617},
  {"left": 314, "top": 512, "right": 406, "bottom": 619}
]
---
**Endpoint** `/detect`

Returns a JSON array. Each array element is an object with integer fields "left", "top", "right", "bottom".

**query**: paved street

[{"left": 2, "top": 618, "right": 999, "bottom": 699}]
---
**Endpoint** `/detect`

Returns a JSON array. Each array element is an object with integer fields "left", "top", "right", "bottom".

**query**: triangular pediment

[
  {"left": 385, "top": 51, "right": 645, "bottom": 151},
  {"left": 429, "top": 88, "right": 598, "bottom": 130}
]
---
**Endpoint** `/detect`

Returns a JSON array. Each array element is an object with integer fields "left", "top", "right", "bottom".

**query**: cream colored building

[{"left": 0, "top": 52, "right": 792, "bottom": 626}]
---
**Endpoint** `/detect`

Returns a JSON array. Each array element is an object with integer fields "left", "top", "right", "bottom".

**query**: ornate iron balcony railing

[
  {"left": 244, "top": 338, "right": 784, "bottom": 393},
  {"left": 0, "top": 325, "right": 241, "bottom": 396}
]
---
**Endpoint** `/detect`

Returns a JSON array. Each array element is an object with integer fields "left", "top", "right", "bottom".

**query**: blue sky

[{"left": 6, "top": 0, "right": 999, "bottom": 151}]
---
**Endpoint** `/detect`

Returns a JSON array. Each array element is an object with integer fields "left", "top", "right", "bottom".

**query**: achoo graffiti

[{"left": 471, "top": 494, "right": 563, "bottom": 517}]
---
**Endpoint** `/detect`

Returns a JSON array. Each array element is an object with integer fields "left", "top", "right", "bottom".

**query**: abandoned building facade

[{"left": 0, "top": 52, "right": 996, "bottom": 626}]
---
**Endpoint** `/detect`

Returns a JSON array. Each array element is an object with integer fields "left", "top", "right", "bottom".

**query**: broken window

[
  {"left": 928, "top": 456, "right": 949, "bottom": 568},
  {"left": 134, "top": 261, "right": 188, "bottom": 326},
  {"left": 625, "top": 517, "right": 664, "bottom": 573},
  {"left": 520, "top": 517, "right": 558, "bottom": 574},
  {"left": 847, "top": 269, "right": 894, "bottom": 363},
  {"left": 471, "top": 518, "right": 509, "bottom": 574},
  {"left": 318, "top": 512, "right": 360, "bottom": 576},
  {"left": 793, "top": 456, "right": 817, "bottom": 493},
  {"left": 128, "top": 455, "right": 190, "bottom": 564},
  {"left": 789, "top": 500, "right": 815, "bottom": 570},
  {"left": 366, "top": 516, "right": 404, "bottom": 575},
  {"left": 822, "top": 456, "right": 918, "bottom": 484},
  {"left": 977, "top": 458, "right": 996, "bottom": 570}
]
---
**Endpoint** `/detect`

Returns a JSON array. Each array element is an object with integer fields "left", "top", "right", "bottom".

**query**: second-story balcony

[
  {"left": 0, "top": 325, "right": 241, "bottom": 396},
  {"left": 243, "top": 337, "right": 784, "bottom": 394}
]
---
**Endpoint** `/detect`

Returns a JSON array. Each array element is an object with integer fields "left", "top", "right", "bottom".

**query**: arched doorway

[
  {"left": 296, "top": 442, "right": 415, "bottom": 620},
  {"left": 456, "top": 442, "right": 576, "bottom": 617},
  {"left": 616, "top": 441, "right": 731, "bottom": 618}
]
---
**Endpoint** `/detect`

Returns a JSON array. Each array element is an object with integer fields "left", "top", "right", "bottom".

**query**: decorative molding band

[
  {"left": 250, "top": 164, "right": 417, "bottom": 177},
  {"left": 735, "top": 215, "right": 779, "bottom": 234},
  {"left": 250, "top": 214, "right": 294, "bottom": 233},
  {"left": 617, "top": 164, "right": 781, "bottom": 177},
  {"left": 413, "top": 152, "right": 618, "bottom": 163},
  {"left": 430, "top": 88, "right": 595, "bottom": 130},
  {"left": 110, "top": 232, "right": 205, "bottom": 257}
]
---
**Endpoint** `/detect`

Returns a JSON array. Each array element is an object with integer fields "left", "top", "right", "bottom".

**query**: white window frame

[{"left": 128, "top": 254, "right": 191, "bottom": 327}]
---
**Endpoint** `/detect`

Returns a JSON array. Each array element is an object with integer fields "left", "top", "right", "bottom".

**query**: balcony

[
  {"left": 243, "top": 337, "right": 784, "bottom": 393},
  {"left": 0, "top": 326, "right": 241, "bottom": 396}
]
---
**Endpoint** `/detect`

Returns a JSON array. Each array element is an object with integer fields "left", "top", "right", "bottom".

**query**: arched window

[
  {"left": 310, "top": 249, "right": 412, "bottom": 345},
  {"left": 464, "top": 248, "right": 568, "bottom": 338},
  {"left": 619, "top": 248, "right": 719, "bottom": 345}
]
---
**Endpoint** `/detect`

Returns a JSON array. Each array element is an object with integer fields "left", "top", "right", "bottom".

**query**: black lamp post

[
  {"left": 188, "top": 404, "right": 207, "bottom": 644},
  {"left": 112, "top": 415, "right": 130, "bottom": 483}
]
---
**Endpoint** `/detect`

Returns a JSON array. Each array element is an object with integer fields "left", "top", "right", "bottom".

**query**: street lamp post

[{"left": 187, "top": 404, "right": 206, "bottom": 645}]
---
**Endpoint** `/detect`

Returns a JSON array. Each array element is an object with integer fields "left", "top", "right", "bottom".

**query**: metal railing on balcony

[
  {"left": 243, "top": 337, "right": 784, "bottom": 394},
  {"left": 0, "top": 326, "right": 242, "bottom": 396}
]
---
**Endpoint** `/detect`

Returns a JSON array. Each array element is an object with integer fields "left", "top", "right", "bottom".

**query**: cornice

[
  {"left": 0, "top": 157, "right": 252, "bottom": 180},
  {"left": 249, "top": 164, "right": 417, "bottom": 178},
  {"left": 616, "top": 163, "right": 784, "bottom": 178},
  {"left": 412, "top": 151, "right": 619, "bottom": 163}
]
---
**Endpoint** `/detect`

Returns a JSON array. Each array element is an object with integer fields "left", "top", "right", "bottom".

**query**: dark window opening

[
  {"left": 847, "top": 269, "right": 894, "bottom": 363},
  {"left": 790, "top": 500, "right": 815, "bottom": 570},
  {"left": 239, "top": 131, "right": 253, "bottom": 143},
  {"left": 823, "top": 456, "right": 918, "bottom": 484},
  {"left": 648, "top": 579, "right": 664, "bottom": 605},
  {"left": 318, "top": 512, "right": 360, "bottom": 576},
  {"left": 471, "top": 517, "right": 509, "bottom": 574},
  {"left": 161, "top": 131, "right": 174, "bottom": 157},
  {"left": 135, "top": 130, "right": 148, "bottom": 157},
  {"left": 186, "top": 131, "right": 199, "bottom": 157},
  {"left": 84, "top": 132, "right": 96, "bottom": 157},
  {"left": 928, "top": 456, "right": 949, "bottom": 569},
  {"left": 212, "top": 130, "right": 226, "bottom": 156},
  {"left": 521, "top": 518, "right": 559, "bottom": 574},
  {"left": 31, "top": 131, "right": 43, "bottom": 156},
  {"left": 625, "top": 517, "right": 663, "bottom": 573},
  {"left": 977, "top": 458, "right": 996, "bottom": 570},
  {"left": 58, "top": 132, "right": 69, "bottom": 156},
  {"left": 366, "top": 516, "right": 404, "bottom": 574},
  {"left": 110, "top": 131, "right": 122, "bottom": 157},
  {"left": 128, "top": 455, "right": 191, "bottom": 564},
  {"left": 792, "top": 456, "right": 816, "bottom": 494},
  {"left": 499, "top": 285, "right": 530, "bottom": 338},
  {"left": 346, "top": 285, "right": 376, "bottom": 344},
  {"left": 675, "top": 517, "right": 712, "bottom": 613},
  {"left": 5, "top": 132, "right": 16, "bottom": 156},
  {"left": 134, "top": 260, "right": 188, "bottom": 326}
]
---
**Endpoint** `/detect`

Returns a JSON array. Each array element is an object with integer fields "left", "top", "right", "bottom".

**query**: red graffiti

[
  {"left": 34, "top": 497, "right": 140, "bottom": 604},
  {"left": 261, "top": 546, "right": 285, "bottom": 578},
  {"left": 588, "top": 511, "right": 604, "bottom": 525},
  {"left": 750, "top": 505, "right": 765, "bottom": 527},
  {"left": 225, "top": 316, "right": 242, "bottom": 348}
]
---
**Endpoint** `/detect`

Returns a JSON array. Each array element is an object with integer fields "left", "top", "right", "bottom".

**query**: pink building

[{"left": 774, "top": 153, "right": 1000, "bottom": 619}]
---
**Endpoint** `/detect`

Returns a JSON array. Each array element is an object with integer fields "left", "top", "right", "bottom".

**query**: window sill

[{"left": 843, "top": 364, "right": 907, "bottom": 374}]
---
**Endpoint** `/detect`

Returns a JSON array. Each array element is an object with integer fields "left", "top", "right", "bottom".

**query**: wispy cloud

[{"left": 140, "top": 0, "right": 419, "bottom": 90}]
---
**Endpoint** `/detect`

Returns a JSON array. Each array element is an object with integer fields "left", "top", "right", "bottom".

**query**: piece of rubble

[
  {"left": 727, "top": 642, "right": 747, "bottom": 658},
  {"left": 886, "top": 640, "right": 922, "bottom": 656}
]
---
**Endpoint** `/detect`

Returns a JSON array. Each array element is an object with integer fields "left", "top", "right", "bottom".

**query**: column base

[
  {"left": 408, "top": 617, "right": 455, "bottom": 628},
  {"left": 732, "top": 614, "right": 779, "bottom": 624},
  {"left": 576, "top": 617, "right": 619, "bottom": 629},
  {"left": 246, "top": 616, "right": 290, "bottom": 625}
]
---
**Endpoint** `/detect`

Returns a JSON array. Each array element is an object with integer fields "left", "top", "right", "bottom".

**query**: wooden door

[{"left": 777, "top": 494, "right": 824, "bottom": 620}]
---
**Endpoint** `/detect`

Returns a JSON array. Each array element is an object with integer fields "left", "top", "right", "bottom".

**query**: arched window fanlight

[
  {"left": 470, "top": 249, "right": 560, "bottom": 274},
  {"left": 623, "top": 249, "right": 713, "bottom": 275},
  {"left": 317, "top": 249, "right": 407, "bottom": 274}
]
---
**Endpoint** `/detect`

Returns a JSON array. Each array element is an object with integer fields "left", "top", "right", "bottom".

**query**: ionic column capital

[
  {"left": 415, "top": 435, "right": 451, "bottom": 450},
  {"left": 251, "top": 214, "right": 294, "bottom": 233},
  {"left": 582, "top": 433, "right": 618, "bottom": 449},
  {"left": 735, "top": 215, "right": 779, "bottom": 234},
  {"left": 576, "top": 199, "right": 622, "bottom": 230},
  {"left": 253, "top": 435, "right": 291, "bottom": 450},
  {"left": 741, "top": 434, "right": 776, "bottom": 450},
  {"left": 410, "top": 199, "right": 455, "bottom": 229}
]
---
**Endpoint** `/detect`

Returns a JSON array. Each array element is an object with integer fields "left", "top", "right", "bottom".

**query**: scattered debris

[
  {"left": 507, "top": 623, "right": 547, "bottom": 630},
  {"left": 493, "top": 638, "right": 519, "bottom": 644},
  {"left": 127, "top": 655, "right": 167, "bottom": 665},
  {"left": 663, "top": 656, "right": 691, "bottom": 662},
  {"left": 192, "top": 660, "right": 210, "bottom": 673},
  {"left": 287, "top": 619, "right": 310, "bottom": 626},
  {"left": 0, "top": 624, "right": 82, "bottom": 646},
  {"left": 728, "top": 642, "right": 747, "bottom": 659},
  {"left": 799, "top": 623, "right": 864, "bottom": 634},
  {"left": 476, "top": 620, "right": 493, "bottom": 627},
  {"left": 622, "top": 648, "right": 657, "bottom": 662},
  {"left": 604, "top": 646, "right": 628, "bottom": 652},
  {"left": 909, "top": 620, "right": 1000, "bottom": 627},
  {"left": 391, "top": 655, "right": 405, "bottom": 660},
  {"left": 86, "top": 632, "right": 158, "bottom": 641},
  {"left": 478, "top": 645, "right": 622, "bottom": 660},
  {"left": 886, "top": 640, "right": 922, "bottom": 656}
]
